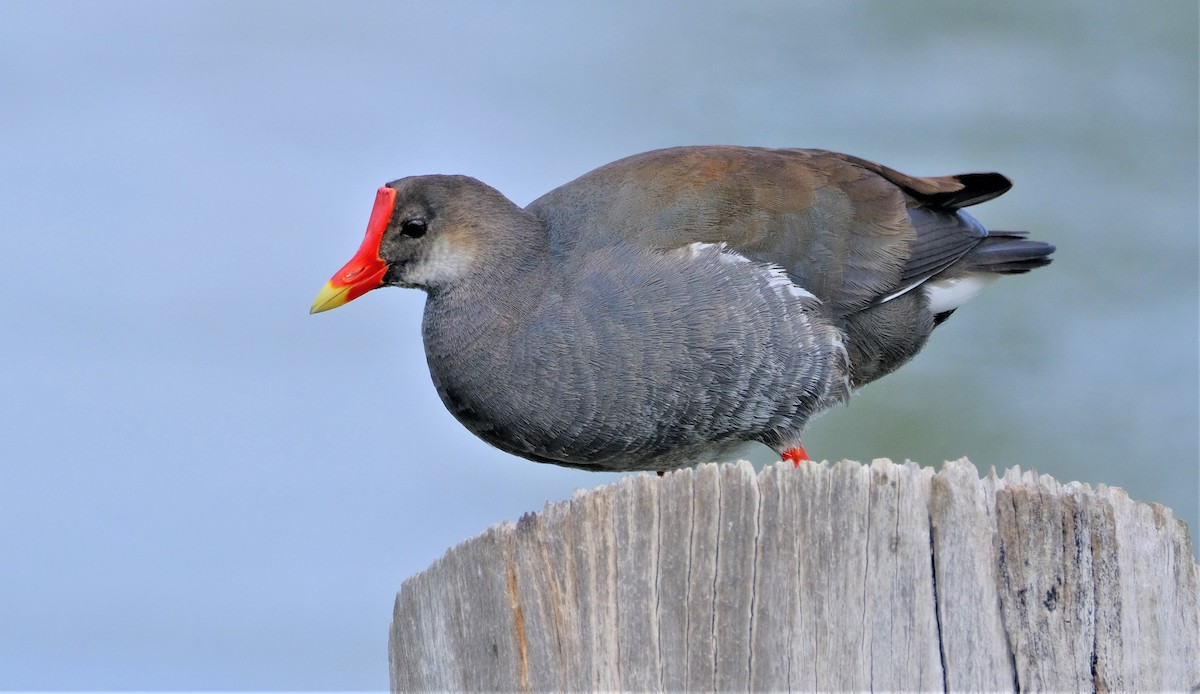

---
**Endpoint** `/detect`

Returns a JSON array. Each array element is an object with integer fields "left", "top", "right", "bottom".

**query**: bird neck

[{"left": 421, "top": 212, "right": 551, "bottom": 346}]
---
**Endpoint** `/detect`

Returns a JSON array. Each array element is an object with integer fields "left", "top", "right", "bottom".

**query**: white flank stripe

[
  {"left": 879, "top": 279, "right": 924, "bottom": 305},
  {"left": 684, "top": 242, "right": 817, "bottom": 302},
  {"left": 762, "top": 264, "right": 816, "bottom": 301},
  {"left": 686, "top": 241, "right": 750, "bottom": 264}
]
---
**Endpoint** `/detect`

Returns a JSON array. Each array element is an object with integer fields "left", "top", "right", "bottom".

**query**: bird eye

[{"left": 400, "top": 218, "right": 427, "bottom": 238}]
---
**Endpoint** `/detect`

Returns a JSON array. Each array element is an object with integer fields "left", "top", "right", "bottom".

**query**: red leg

[{"left": 781, "top": 445, "right": 810, "bottom": 468}]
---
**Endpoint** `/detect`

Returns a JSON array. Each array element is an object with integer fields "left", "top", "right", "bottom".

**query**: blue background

[{"left": 3, "top": 1, "right": 1196, "bottom": 688}]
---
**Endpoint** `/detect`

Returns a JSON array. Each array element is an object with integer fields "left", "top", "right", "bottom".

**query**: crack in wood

[
  {"left": 708, "top": 467, "right": 723, "bottom": 691},
  {"left": 746, "top": 466, "right": 763, "bottom": 689},
  {"left": 929, "top": 515, "right": 949, "bottom": 693}
]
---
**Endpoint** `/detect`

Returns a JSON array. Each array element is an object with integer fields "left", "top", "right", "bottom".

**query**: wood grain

[{"left": 390, "top": 459, "right": 1200, "bottom": 692}]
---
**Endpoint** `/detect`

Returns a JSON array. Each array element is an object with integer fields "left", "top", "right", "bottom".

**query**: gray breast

[{"left": 421, "top": 242, "right": 849, "bottom": 471}]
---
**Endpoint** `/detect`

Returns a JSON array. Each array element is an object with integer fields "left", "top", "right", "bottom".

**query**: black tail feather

[
  {"left": 930, "top": 172, "right": 1013, "bottom": 209},
  {"left": 967, "top": 231, "right": 1055, "bottom": 274}
]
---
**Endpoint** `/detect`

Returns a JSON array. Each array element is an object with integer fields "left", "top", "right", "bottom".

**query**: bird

[{"left": 311, "top": 146, "right": 1054, "bottom": 472}]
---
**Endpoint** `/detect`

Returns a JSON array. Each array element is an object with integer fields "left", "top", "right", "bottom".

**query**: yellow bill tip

[{"left": 310, "top": 281, "right": 351, "bottom": 314}]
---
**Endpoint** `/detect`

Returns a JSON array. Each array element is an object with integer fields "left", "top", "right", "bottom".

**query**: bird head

[{"left": 310, "top": 175, "right": 507, "bottom": 313}]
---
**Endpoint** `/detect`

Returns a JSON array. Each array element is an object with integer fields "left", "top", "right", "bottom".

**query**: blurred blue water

[{"left": 1, "top": 0, "right": 1196, "bottom": 688}]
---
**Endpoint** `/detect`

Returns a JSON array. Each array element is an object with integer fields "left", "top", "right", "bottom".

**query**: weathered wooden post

[{"left": 389, "top": 459, "right": 1200, "bottom": 691}]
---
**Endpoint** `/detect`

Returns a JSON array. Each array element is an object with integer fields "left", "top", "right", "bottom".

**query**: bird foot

[{"left": 781, "top": 446, "right": 810, "bottom": 468}]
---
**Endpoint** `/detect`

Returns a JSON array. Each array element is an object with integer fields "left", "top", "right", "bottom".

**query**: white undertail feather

[{"left": 924, "top": 273, "right": 1000, "bottom": 314}]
